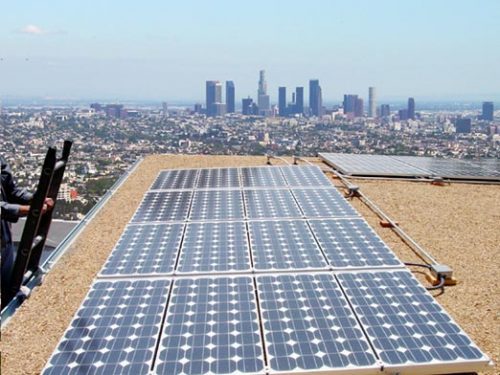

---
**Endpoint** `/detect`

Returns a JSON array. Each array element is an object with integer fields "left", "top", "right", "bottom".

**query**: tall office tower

[
  {"left": 226, "top": 81, "right": 235, "bottom": 113},
  {"left": 399, "top": 109, "right": 409, "bottom": 120},
  {"left": 278, "top": 87, "right": 287, "bottom": 116},
  {"left": 162, "top": 102, "right": 168, "bottom": 117},
  {"left": 455, "top": 118, "right": 472, "bottom": 133},
  {"left": 343, "top": 94, "right": 358, "bottom": 114},
  {"left": 368, "top": 87, "right": 376, "bottom": 117},
  {"left": 257, "top": 70, "right": 270, "bottom": 116},
  {"left": 295, "top": 87, "right": 304, "bottom": 114},
  {"left": 408, "top": 97, "right": 415, "bottom": 120},
  {"left": 354, "top": 97, "right": 364, "bottom": 117},
  {"left": 242, "top": 97, "right": 254, "bottom": 115},
  {"left": 206, "top": 81, "right": 222, "bottom": 117},
  {"left": 380, "top": 104, "right": 391, "bottom": 117},
  {"left": 482, "top": 101, "right": 494, "bottom": 121},
  {"left": 309, "top": 79, "right": 323, "bottom": 116}
]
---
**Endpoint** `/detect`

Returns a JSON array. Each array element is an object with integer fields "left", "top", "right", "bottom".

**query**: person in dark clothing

[{"left": 1, "top": 156, "right": 53, "bottom": 300}]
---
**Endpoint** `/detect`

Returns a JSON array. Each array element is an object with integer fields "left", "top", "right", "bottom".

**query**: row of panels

[
  {"left": 150, "top": 165, "right": 334, "bottom": 190},
  {"left": 131, "top": 188, "right": 359, "bottom": 223},
  {"left": 100, "top": 218, "right": 403, "bottom": 277},
  {"left": 43, "top": 271, "right": 489, "bottom": 375}
]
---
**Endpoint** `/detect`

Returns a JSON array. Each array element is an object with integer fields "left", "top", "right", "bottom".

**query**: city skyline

[{"left": 1, "top": 0, "right": 500, "bottom": 101}]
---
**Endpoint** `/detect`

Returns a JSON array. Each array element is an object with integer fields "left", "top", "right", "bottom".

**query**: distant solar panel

[
  {"left": 190, "top": 190, "right": 244, "bottom": 221},
  {"left": 309, "top": 218, "right": 403, "bottom": 269},
  {"left": 154, "top": 276, "right": 265, "bottom": 375},
  {"left": 100, "top": 223, "right": 184, "bottom": 276},
  {"left": 338, "top": 270, "right": 491, "bottom": 373},
  {"left": 244, "top": 189, "right": 302, "bottom": 219},
  {"left": 131, "top": 191, "right": 192, "bottom": 223},
  {"left": 292, "top": 188, "right": 360, "bottom": 218},
  {"left": 248, "top": 220, "right": 328, "bottom": 271},
  {"left": 196, "top": 168, "right": 240, "bottom": 189},
  {"left": 42, "top": 279, "right": 170, "bottom": 375},
  {"left": 240, "top": 166, "right": 287, "bottom": 187},
  {"left": 177, "top": 222, "right": 251, "bottom": 274},
  {"left": 279, "top": 165, "right": 332, "bottom": 187},
  {"left": 257, "top": 273, "right": 379, "bottom": 373},
  {"left": 151, "top": 169, "right": 198, "bottom": 190}
]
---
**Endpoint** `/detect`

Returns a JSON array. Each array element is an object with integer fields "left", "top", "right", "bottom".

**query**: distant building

[
  {"left": 214, "top": 103, "right": 226, "bottom": 117},
  {"left": 257, "top": 70, "right": 270, "bottom": 116},
  {"left": 408, "top": 97, "right": 416, "bottom": 120},
  {"left": 278, "top": 87, "right": 287, "bottom": 116},
  {"left": 482, "top": 101, "right": 494, "bottom": 121},
  {"left": 380, "top": 104, "right": 391, "bottom": 117},
  {"left": 90, "top": 103, "right": 103, "bottom": 112},
  {"left": 343, "top": 94, "right": 358, "bottom": 114},
  {"left": 309, "top": 79, "right": 323, "bottom": 116},
  {"left": 295, "top": 87, "right": 304, "bottom": 114},
  {"left": 368, "top": 87, "right": 376, "bottom": 117},
  {"left": 105, "top": 104, "right": 124, "bottom": 118},
  {"left": 354, "top": 97, "right": 364, "bottom": 117},
  {"left": 194, "top": 103, "right": 203, "bottom": 113},
  {"left": 455, "top": 118, "right": 472, "bottom": 133},
  {"left": 206, "top": 81, "right": 222, "bottom": 117},
  {"left": 399, "top": 109, "right": 409, "bottom": 120},
  {"left": 226, "top": 81, "right": 235, "bottom": 113},
  {"left": 242, "top": 97, "right": 254, "bottom": 115}
]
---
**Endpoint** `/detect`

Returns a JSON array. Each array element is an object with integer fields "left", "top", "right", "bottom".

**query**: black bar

[
  {"left": 27, "top": 140, "right": 72, "bottom": 274},
  {"left": 2, "top": 148, "right": 57, "bottom": 307}
]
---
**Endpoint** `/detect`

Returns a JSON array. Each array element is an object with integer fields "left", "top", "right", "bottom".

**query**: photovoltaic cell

[
  {"left": 338, "top": 270, "right": 490, "bottom": 373},
  {"left": 248, "top": 220, "right": 328, "bottom": 271},
  {"left": 190, "top": 190, "right": 244, "bottom": 221},
  {"left": 151, "top": 169, "right": 199, "bottom": 190},
  {"left": 131, "top": 191, "right": 193, "bottom": 223},
  {"left": 42, "top": 279, "right": 170, "bottom": 375},
  {"left": 240, "top": 166, "right": 287, "bottom": 187},
  {"left": 308, "top": 218, "right": 402, "bottom": 269},
  {"left": 154, "top": 276, "right": 265, "bottom": 375},
  {"left": 244, "top": 189, "right": 302, "bottom": 219},
  {"left": 177, "top": 222, "right": 251, "bottom": 274},
  {"left": 279, "top": 165, "right": 332, "bottom": 187},
  {"left": 100, "top": 223, "right": 184, "bottom": 276},
  {"left": 257, "top": 273, "right": 378, "bottom": 374},
  {"left": 196, "top": 168, "right": 240, "bottom": 189},
  {"left": 292, "top": 188, "right": 360, "bottom": 218}
]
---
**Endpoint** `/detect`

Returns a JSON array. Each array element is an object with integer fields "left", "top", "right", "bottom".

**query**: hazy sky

[{"left": 1, "top": 0, "right": 499, "bottom": 102}]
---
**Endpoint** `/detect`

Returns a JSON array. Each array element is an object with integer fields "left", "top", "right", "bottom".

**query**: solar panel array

[
  {"left": 44, "top": 165, "right": 490, "bottom": 375},
  {"left": 320, "top": 152, "right": 500, "bottom": 181}
]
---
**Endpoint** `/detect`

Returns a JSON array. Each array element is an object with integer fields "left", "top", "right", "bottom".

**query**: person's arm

[
  {"left": 1, "top": 157, "right": 33, "bottom": 205},
  {"left": 0, "top": 201, "right": 30, "bottom": 222}
]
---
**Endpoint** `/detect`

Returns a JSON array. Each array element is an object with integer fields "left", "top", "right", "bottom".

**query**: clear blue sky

[{"left": 1, "top": 0, "right": 499, "bottom": 102}]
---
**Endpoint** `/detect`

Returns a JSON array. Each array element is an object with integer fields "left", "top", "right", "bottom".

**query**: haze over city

[{"left": 1, "top": 0, "right": 500, "bottom": 102}]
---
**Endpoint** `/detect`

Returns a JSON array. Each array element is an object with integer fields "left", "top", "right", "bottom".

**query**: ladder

[{"left": 2, "top": 141, "right": 72, "bottom": 308}]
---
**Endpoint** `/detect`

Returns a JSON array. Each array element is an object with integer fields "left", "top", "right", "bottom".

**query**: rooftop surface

[{"left": 1, "top": 155, "right": 498, "bottom": 374}]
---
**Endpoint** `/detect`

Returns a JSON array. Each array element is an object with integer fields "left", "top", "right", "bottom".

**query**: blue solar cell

[
  {"left": 244, "top": 189, "right": 302, "bottom": 219},
  {"left": 257, "top": 273, "right": 378, "bottom": 373},
  {"left": 196, "top": 168, "right": 240, "bottom": 188},
  {"left": 154, "top": 276, "right": 264, "bottom": 375},
  {"left": 100, "top": 223, "right": 184, "bottom": 276},
  {"left": 309, "top": 218, "right": 403, "bottom": 269},
  {"left": 131, "top": 191, "right": 193, "bottom": 223},
  {"left": 292, "top": 188, "right": 360, "bottom": 218},
  {"left": 190, "top": 190, "right": 244, "bottom": 221},
  {"left": 280, "top": 165, "right": 332, "bottom": 187},
  {"left": 177, "top": 222, "right": 251, "bottom": 274},
  {"left": 151, "top": 169, "right": 199, "bottom": 190},
  {"left": 240, "top": 166, "right": 287, "bottom": 187},
  {"left": 43, "top": 279, "right": 170, "bottom": 375}
]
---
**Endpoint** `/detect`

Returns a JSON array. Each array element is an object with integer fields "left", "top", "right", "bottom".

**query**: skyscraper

[
  {"left": 455, "top": 118, "right": 472, "bottom": 133},
  {"left": 242, "top": 97, "right": 253, "bottom": 116},
  {"left": 408, "top": 97, "right": 415, "bottom": 120},
  {"left": 343, "top": 94, "right": 358, "bottom": 114},
  {"left": 226, "top": 81, "right": 235, "bottom": 113},
  {"left": 380, "top": 104, "right": 391, "bottom": 117},
  {"left": 295, "top": 87, "right": 304, "bottom": 114},
  {"left": 278, "top": 87, "right": 287, "bottom": 116},
  {"left": 482, "top": 101, "right": 494, "bottom": 121},
  {"left": 368, "top": 87, "right": 376, "bottom": 117},
  {"left": 309, "top": 79, "right": 323, "bottom": 116},
  {"left": 354, "top": 97, "right": 364, "bottom": 117},
  {"left": 206, "top": 81, "right": 222, "bottom": 117},
  {"left": 257, "top": 70, "right": 270, "bottom": 116}
]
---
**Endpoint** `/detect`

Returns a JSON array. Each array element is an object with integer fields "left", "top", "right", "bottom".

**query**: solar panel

[
  {"left": 248, "top": 220, "right": 328, "bottom": 271},
  {"left": 279, "top": 165, "right": 332, "bottom": 187},
  {"left": 151, "top": 169, "right": 199, "bottom": 190},
  {"left": 190, "top": 190, "right": 244, "bottom": 221},
  {"left": 154, "top": 276, "right": 265, "bottom": 375},
  {"left": 131, "top": 191, "right": 193, "bottom": 223},
  {"left": 244, "top": 189, "right": 302, "bottom": 219},
  {"left": 292, "top": 188, "right": 360, "bottom": 218},
  {"left": 337, "top": 270, "right": 491, "bottom": 373},
  {"left": 257, "top": 273, "right": 379, "bottom": 373},
  {"left": 42, "top": 279, "right": 170, "bottom": 375},
  {"left": 196, "top": 168, "right": 240, "bottom": 189},
  {"left": 309, "top": 218, "right": 403, "bottom": 269},
  {"left": 100, "top": 223, "right": 184, "bottom": 277},
  {"left": 177, "top": 222, "right": 251, "bottom": 274},
  {"left": 240, "top": 166, "right": 287, "bottom": 187}
]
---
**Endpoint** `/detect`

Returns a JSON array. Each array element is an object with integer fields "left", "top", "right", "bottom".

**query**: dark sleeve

[
  {"left": 1, "top": 156, "right": 33, "bottom": 205},
  {"left": 1, "top": 201, "right": 21, "bottom": 222}
]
